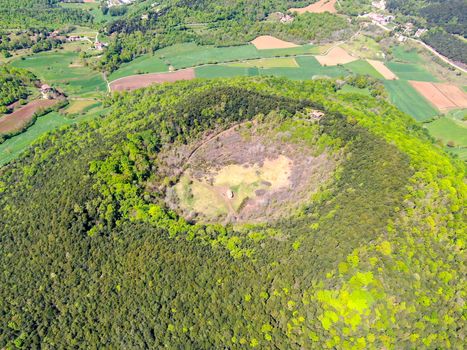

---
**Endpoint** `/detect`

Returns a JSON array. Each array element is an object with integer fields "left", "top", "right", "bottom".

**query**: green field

[
  {"left": 0, "top": 112, "right": 74, "bottom": 166},
  {"left": 151, "top": 43, "right": 316, "bottom": 69},
  {"left": 391, "top": 46, "right": 423, "bottom": 64},
  {"left": 195, "top": 66, "right": 259, "bottom": 78},
  {"left": 343, "top": 60, "right": 384, "bottom": 79},
  {"left": 0, "top": 107, "right": 108, "bottom": 166},
  {"left": 384, "top": 80, "right": 438, "bottom": 121},
  {"left": 109, "top": 55, "right": 169, "bottom": 81},
  {"left": 228, "top": 57, "right": 298, "bottom": 68},
  {"left": 386, "top": 62, "right": 438, "bottom": 82},
  {"left": 338, "top": 84, "right": 372, "bottom": 96},
  {"left": 425, "top": 118, "right": 467, "bottom": 146},
  {"left": 12, "top": 51, "right": 107, "bottom": 97}
]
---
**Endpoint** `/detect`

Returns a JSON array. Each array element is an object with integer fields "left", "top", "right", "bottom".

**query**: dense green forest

[
  {"left": 0, "top": 77, "right": 465, "bottom": 348},
  {"left": 388, "top": 0, "right": 466, "bottom": 36},
  {"left": 422, "top": 29, "right": 467, "bottom": 65},
  {"left": 0, "top": 0, "right": 93, "bottom": 29},
  {"left": 0, "top": 65, "right": 38, "bottom": 112}
]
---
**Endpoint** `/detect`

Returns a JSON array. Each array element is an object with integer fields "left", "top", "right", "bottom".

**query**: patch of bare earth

[
  {"left": 367, "top": 59, "right": 398, "bottom": 80},
  {"left": 0, "top": 99, "right": 58, "bottom": 134},
  {"left": 315, "top": 46, "right": 358, "bottom": 66},
  {"left": 289, "top": 0, "right": 337, "bottom": 14},
  {"left": 161, "top": 121, "right": 337, "bottom": 224},
  {"left": 109, "top": 69, "right": 196, "bottom": 92},
  {"left": 251, "top": 36, "right": 299, "bottom": 50},
  {"left": 409, "top": 81, "right": 467, "bottom": 110}
]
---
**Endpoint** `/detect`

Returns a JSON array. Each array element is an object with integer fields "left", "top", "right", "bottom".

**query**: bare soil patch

[
  {"left": 0, "top": 99, "right": 58, "bottom": 134},
  {"left": 409, "top": 81, "right": 467, "bottom": 110},
  {"left": 251, "top": 36, "right": 299, "bottom": 50},
  {"left": 367, "top": 59, "right": 398, "bottom": 80},
  {"left": 316, "top": 46, "right": 358, "bottom": 66},
  {"left": 109, "top": 69, "right": 196, "bottom": 91},
  {"left": 162, "top": 120, "right": 337, "bottom": 224},
  {"left": 434, "top": 83, "right": 467, "bottom": 109},
  {"left": 289, "top": 0, "right": 337, "bottom": 14}
]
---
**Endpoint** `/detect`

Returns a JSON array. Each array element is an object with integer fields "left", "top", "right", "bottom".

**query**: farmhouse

[{"left": 94, "top": 41, "right": 108, "bottom": 51}]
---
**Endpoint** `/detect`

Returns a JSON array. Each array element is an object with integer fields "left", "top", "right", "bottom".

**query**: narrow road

[{"left": 409, "top": 38, "right": 467, "bottom": 74}]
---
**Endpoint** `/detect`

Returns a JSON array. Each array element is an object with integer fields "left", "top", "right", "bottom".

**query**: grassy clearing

[
  {"left": 386, "top": 62, "right": 438, "bottom": 82},
  {"left": 342, "top": 35, "right": 384, "bottom": 60},
  {"left": 425, "top": 117, "right": 467, "bottom": 147},
  {"left": 343, "top": 60, "right": 384, "bottom": 79},
  {"left": 338, "top": 85, "right": 372, "bottom": 96},
  {"left": 228, "top": 57, "right": 298, "bottom": 68},
  {"left": 391, "top": 46, "right": 422, "bottom": 64},
  {"left": 109, "top": 55, "right": 168, "bottom": 81},
  {"left": 195, "top": 66, "right": 259, "bottom": 79},
  {"left": 384, "top": 80, "right": 438, "bottom": 121},
  {"left": 12, "top": 51, "right": 107, "bottom": 97}
]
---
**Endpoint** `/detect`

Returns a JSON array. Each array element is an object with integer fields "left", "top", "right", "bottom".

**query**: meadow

[
  {"left": 383, "top": 80, "right": 438, "bottom": 121},
  {"left": 425, "top": 117, "right": 467, "bottom": 146},
  {"left": 12, "top": 50, "right": 107, "bottom": 97}
]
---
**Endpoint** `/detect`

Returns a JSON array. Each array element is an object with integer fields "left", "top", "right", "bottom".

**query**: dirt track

[
  {"left": 109, "top": 69, "right": 196, "bottom": 91},
  {"left": 0, "top": 99, "right": 57, "bottom": 134}
]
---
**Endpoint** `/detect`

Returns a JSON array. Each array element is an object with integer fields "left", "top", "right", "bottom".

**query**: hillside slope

[{"left": 0, "top": 77, "right": 465, "bottom": 349}]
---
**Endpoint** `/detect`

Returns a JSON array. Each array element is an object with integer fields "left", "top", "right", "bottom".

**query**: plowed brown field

[{"left": 109, "top": 69, "right": 196, "bottom": 92}]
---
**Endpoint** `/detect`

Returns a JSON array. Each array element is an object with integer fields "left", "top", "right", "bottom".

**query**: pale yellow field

[{"left": 64, "top": 99, "right": 97, "bottom": 114}]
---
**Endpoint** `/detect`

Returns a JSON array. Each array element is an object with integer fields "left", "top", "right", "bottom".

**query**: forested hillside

[
  {"left": 0, "top": 0, "right": 93, "bottom": 29},
  {"left": 0, "top": 65, "right": 38, "bottom": 112},
  {"left": 98, "top": 0, "right": 355, "bottom": 72},
  {"left": 0, "top": 77, "right": 465, "bottom": 349},
  {"left": 387, "top": 0, "right": 467, "bottom": 64}
]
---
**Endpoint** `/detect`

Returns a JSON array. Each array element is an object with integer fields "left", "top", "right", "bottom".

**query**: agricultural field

[
  {"left": 386, "top": 62, "right": 438, "bottom": 82},
  {"left": 195, "top": 66, "right": 259, "bottom": 79},
  {"left": 383, "top": 80, "right": 438, "bottom": 122},
  {"left": 228, "top": 57, "right": 298, "bottom": 68},
  {"left": 0, "top": 106, "right": 108, "bottom": 166},
  {"left": 63, "top": 99, "right": 101, "bottom": 116},
  {"left": 425, "top": 117, "right": 467, "bottom": 147},
  {"left": 150, "top": 43, "right": 317, "bottom": 69},
  {"left": 0, "top": 99, "right": 57, "bottom": 134},
  {"left": 11, "top": 51, "right": 107, "bottom": 97},
  {"left": 343, "top": 60, "right": 384, "bottom": 79},
  {"left": 108, "top": 55, "right": 168, "bottom": 81},
  {"left": 0, "top": 111, "right": 74, "bottom": 166}
]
